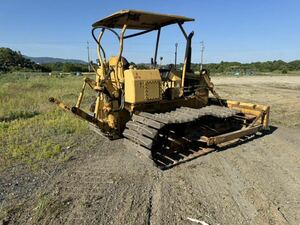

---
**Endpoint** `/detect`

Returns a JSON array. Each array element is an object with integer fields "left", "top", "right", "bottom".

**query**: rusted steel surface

[{"left": 202, "top": 125, "right": 263, "bottom": 146}]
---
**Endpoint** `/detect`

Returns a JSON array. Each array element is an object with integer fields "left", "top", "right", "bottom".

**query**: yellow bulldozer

[{"left": 49, "top": 10, "right": 270, "bottom": 169}]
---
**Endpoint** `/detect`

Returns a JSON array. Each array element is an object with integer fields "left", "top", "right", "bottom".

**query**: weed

[
  {"left": 0, "top": 206, "right": 8, "bottom": 221},
  {"left": 0, "top": 111, "right": 39, "bottom": 122},
  {"left": 33, "top": 192, "right": 72, "bottom": 222},
  {"left": 0, "top": 73, "right": 93, "bottom": 170},
  {"left": 34, "top": 194, "right": 53, "bottom": 221}
]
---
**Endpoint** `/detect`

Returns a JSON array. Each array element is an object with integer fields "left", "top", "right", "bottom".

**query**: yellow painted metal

[
  {"left": 94, "top": 93, "right": 101, "bottom": 119},
  {"left": 108, "top": 56, "right": 128, "bottom": 84},
  {"left": 85, "top": 77, "right": 97, "bottom": 89},
  {"left": 49, "top": 97, "right": 70, "bottom": 111},
  {"left": 124, "top": 69, "right": 162, "bottom": 103},
  {"left": 226, "top": 100, "right": 270, "bottom": 129},
  {"left": 97, "top": 30, "right": 106, "bottom": 68},
  {"left": 75, "top": 81, "right": 86, "bottom": 108},
  {"left": 96, "top": 67, "right": 105, "bottom": 81},
  {"left": 115, "top": 24, "right": 127, "bottom": 89},
  {"left": 161, "top": 70, "right": 182, "bottom": 98},
  {"left": 49, "top": 98, "right": 104, "bottom": 128},
  {"left": 180, "top": 58, "right": 187, "bottom": 96},
  {"left": 168, "top": 70, "right": 181, "bottom": 83},
  {"left": 92, "top": 10, "right": 194, "bottom": 30},
  {"left": 202, "top": 71, "right": 221, "bottom": 100}
]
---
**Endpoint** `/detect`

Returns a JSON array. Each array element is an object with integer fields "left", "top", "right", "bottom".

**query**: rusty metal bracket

[{"left": 201, "top": 124, "right": 263, "bottom": 146}]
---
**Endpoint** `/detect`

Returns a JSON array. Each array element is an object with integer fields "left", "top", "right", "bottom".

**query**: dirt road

[{"left": 2, "top": 76, "right": 300, "bottom": 225}]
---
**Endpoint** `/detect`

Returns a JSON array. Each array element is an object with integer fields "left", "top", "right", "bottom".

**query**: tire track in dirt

[
  {"left": 147, "top": 180, "right": 161, "bottom": 225},
  {"left": 216, "top": 155, "right": 290, "bottom": 225},
  {"left": 147, "top": 170, "right": 164, "bottom": 225},
  {"left": 165, "top": 153, "right": 254, "bottom": 224},
  {"left": 225, "top": 128, "right": 300, "bottom": 225},
  {"left": 26, "top": 139, "right": 158, "bottom": 225}
]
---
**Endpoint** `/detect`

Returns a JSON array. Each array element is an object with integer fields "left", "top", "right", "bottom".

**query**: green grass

[
  {"left": 33, "top": 193, "right": 62, "bottom": 222},
  {"left": 0, "top": 72, "right": 95, "bottom": 170},
  {"left": 0, "top": 206, "right": 8, "bottom": 221},
  {"left": 30, "top": 191, "right": 72, "bottom": 223}
]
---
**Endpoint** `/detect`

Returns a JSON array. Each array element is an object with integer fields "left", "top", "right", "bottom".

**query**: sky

[{"left": 1, "top": 0, "right": 299, "bottom": 64}]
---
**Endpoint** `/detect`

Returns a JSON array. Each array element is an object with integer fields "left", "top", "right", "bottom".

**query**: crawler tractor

[{"left": 50, "top": 10, "right": 270, "bottom": 169}]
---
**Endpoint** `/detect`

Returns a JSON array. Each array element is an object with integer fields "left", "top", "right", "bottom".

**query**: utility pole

[
  {"left": 175, "top": 43, "right": 178, "bottom": 69},
  {"left": 87, "top": 41, "right": 91, "bottom": 72},
  {"left": 200, "top": 41, "right": 205, "bottom": 71}
]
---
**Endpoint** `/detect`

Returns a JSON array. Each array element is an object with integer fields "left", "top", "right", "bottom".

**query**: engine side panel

[{"left": 124, "top": 69, "right": 162, "bottom": 103}]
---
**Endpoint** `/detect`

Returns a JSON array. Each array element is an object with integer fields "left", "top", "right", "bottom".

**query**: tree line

[
  {"left": 42, "top": 62, "right": 89, "bottom": 73},
  {"left": 0, "top": 47, "right": 48, "bottom": 72},
  {"left": 1, "top": 47, "right": 300, "bottom": 74},
  {"left": 135, "top": 60, "right": 300, "bottom": 74},
  {"left": 0, "top": 48, "right": 89, "bottom": 73},
  {"left": 192, "top": 60, "right": 300, "bottom": 74}
]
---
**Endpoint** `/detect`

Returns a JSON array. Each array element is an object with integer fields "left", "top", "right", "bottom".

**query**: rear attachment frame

[{"left": 123, "top": 102, "right": 270, "bottom": 170}]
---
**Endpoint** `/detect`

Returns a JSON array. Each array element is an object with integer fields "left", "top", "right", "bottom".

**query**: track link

[{"left": 123, "top": 105, "right": 239, "bottom": 169}]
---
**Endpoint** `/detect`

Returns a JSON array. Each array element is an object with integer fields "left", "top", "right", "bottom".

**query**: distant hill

[{"left": 25, "top": 56, "right": 87, "bottom": 64}]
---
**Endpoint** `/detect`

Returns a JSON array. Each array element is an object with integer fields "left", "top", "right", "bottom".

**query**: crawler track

[{"left": 123, "top": 105, "right": 240, "bottom": 169}]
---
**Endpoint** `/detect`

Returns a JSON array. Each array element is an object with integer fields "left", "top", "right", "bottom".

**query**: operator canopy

[{"left": 92, "top": 10, "right": 194, "bottom": 30}]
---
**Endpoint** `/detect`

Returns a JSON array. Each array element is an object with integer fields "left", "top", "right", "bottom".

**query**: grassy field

[{"left": 0, "top": 72, "right": 95, "bottom": 171}]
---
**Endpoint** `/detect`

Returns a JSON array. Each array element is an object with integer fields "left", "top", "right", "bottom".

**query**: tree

[{"left": 0, "top": 47, "right": 49, "bottom": 72}]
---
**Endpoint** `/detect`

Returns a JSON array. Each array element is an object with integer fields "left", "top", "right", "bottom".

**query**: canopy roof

[{"left": 92, "top": 10, "right": 194, "bottom": 30}]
